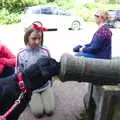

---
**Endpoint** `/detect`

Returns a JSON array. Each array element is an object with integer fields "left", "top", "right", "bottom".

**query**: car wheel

[
  {"left": 71, "top": 21, "right": 80, "bottom": 30},
  {"left": 113, "top": 20, "right": 120, "bottom": 29}
]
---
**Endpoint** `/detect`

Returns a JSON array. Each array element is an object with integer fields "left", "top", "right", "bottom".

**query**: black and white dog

[{"left": 0, "top": 57, "right": 60, "bottom": 120}]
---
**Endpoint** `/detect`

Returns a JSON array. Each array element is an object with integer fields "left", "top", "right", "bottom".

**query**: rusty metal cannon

[
  {"left": 59, "top": 54, "right": 120, "bottom": 120},
  {"left": 59, "top": 53, "right": 120, "bottom": 85}
]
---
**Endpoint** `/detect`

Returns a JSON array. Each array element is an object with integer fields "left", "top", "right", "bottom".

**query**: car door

[
  {"left": 38, "top": 7, "right": 55, "bottom": 28},
  {"left": 51, "top": 6, "right": 62, "bottom": 28},
  {"left": 56, "top": 7, "right": 75, "bottom": 29},
  {"left": 57, "top": 7, "right": 70, "bottom": 29}
]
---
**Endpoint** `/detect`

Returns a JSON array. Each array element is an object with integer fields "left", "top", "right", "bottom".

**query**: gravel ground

[{"left": 19, "top": 80, "right": 88, "bottom": 120}]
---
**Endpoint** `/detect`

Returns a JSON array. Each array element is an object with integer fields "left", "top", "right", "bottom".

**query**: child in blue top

[{"left": 17, "top": 23, "right": 55, "bottom": 117}]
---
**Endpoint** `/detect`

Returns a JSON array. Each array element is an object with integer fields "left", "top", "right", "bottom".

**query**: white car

[{"left": 21, "top": 5, "right": 84, "bottom": 30}]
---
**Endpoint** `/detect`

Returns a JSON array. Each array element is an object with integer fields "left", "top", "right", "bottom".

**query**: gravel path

[{"left": 19, "top": 80, "right": 88, "bottom": 120}]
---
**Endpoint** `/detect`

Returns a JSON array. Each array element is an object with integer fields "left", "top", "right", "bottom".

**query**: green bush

[
  {"left": 0, "top": 0, "right": 48, "bottom": 13},
  {"left": 75, "top": 3, "right": 120, "bottom": 21},
  {"left": 2, "top": 13, "right": 20, "bottom": 24},
  {"left": 0, "top": 1, "right": 120, "bottom": 24},
  {"left": 0, "top": 8, "right": 20, "bottom": 24},
  {"left": 0, "top": 0, "right": 76, "bottom": 24}
]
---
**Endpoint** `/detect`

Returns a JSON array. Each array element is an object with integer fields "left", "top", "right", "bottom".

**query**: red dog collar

[{"left": 17, "top": 72, "right": 31, "bottom": 93}]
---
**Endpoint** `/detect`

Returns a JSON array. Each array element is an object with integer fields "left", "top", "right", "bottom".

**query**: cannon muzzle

[{"left": 59, "top": 54, "right": 120, "bottom": 85}]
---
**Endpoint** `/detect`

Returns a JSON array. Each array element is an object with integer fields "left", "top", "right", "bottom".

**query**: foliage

[
  {"left": 0, "top": 8, "right": 20, "bottom": 24},
  {"left": 0, "top": 0, "right": 48, "bottom": 13},
  {"left": 75, "top": 3, "right": 120, "bottom": 21},
  {"left": 0, "top": 0, "right": 120, "bottom": 24},
  {"left": 96, "top": 0, "right": 120, "bottom": 3}
]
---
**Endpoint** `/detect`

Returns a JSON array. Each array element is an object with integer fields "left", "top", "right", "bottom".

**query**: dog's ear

[
  {"left": 23, "top": 63, "right": 43, "bottom": 90},
  {"left": 37, "top": 56, "right": 60, "bottom": 79},
  {"left": 23, "top": 63, "right": 40, "bottom": 79},
  {"left": 22, "top": 56, "right": 60, "bottom": 90}
]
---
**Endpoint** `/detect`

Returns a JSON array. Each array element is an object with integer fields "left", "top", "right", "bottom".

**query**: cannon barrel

[{"left": 59, "top": 54, "right": 120, "bottom": 85}]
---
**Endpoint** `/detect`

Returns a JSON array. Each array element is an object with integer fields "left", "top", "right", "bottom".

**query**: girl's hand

[
  {"left": 73, "top": 45, "right": 82, "bottom": 52},
  {"left": 79, "top": 45, "right": 86, "bottom": 52}
]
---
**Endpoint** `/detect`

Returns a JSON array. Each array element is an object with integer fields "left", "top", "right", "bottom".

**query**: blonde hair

[{"left": 96, "top": 10, "right": 109, "bottom": 22}]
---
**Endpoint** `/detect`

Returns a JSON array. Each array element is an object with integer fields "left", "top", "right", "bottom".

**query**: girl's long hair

[{"left": 24, "top": 22, "right": 44, "bottom": 45}]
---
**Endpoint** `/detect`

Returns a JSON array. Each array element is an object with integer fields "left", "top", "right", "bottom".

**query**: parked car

[
  {"left": 21, "top": 5, "right": 84, "bottom": 30},
  {"left": 107, "top": 9, "right": 120, "bottom": 29}
]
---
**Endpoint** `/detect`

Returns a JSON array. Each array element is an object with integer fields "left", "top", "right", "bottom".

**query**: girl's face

[
  {"left": 94, "top": 12, "right": 104, "bottom": 25},
  {"left": 28, "top": 31, "right": 42, "bottom": 48}
]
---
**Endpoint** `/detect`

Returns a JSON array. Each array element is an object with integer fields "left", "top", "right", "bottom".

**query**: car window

[
  {"left": 57, "top": 7, "right": 71, "bottom": 16},
  {"left": 51, "top": 7, "right": 65, "bottom": 15},
  {"left": 52, "top": 7, "right": 59, "bottom": 15},
  {"left": 58, "top": 7, "right": 66, "bottom": 15},
  {"left": 32, "top": 9, "right": 41, "bottom": 14},
  {"left": 24, "top": 7, "right": 39, "bottom": 15},
  {"left": 41, "top": 7, "right": 53, "bottom": 15},
  {"left": 108, "top": 10, "right": 117, "bottom": 15},
  {"left": 24, "top": 6, "right": 71, "bottom": 16},
  {"left": 117, "top": 10, "right": 120, "bottom": 15},
  {"left": 25, "top": 7, "right": 53, "bottom": 15}
]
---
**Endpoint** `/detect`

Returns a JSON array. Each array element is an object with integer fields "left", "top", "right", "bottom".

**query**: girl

[
  {"left": 73, "top": 10, "right": 112, "bottom": 119},
  {"left": 73, "top": 10, "right": 112, "bottom": 59},
  {"left": 17, "top": 23, "right": 55, "bottom": 118}
]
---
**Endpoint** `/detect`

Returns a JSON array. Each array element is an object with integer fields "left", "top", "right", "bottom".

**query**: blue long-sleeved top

[
  {"left": 82, "top": 24, "right": 112, "bottom": 59},
  {"left": 17, "top": 46, "right": 51, "bottom": 92}
]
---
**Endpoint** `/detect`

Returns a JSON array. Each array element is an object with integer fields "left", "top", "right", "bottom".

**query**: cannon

[
  {"left": 59, "top": 54, "right": 120, "bottom": 120},
  {"left": 59, "top": 53, "right": 120, "bottom": 85}
]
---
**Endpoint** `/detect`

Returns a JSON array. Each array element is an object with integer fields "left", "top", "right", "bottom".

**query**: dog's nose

[{"left": 39, "top": 57, "right": 60, "bottom": 78}]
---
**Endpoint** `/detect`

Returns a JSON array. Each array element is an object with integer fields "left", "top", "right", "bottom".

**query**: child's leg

[
  {"left": 29, "top": 92, "right": 44, "bottom": 118},
  {"left": 41, "top": 87, "right": 55, "bottom": 115}
]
